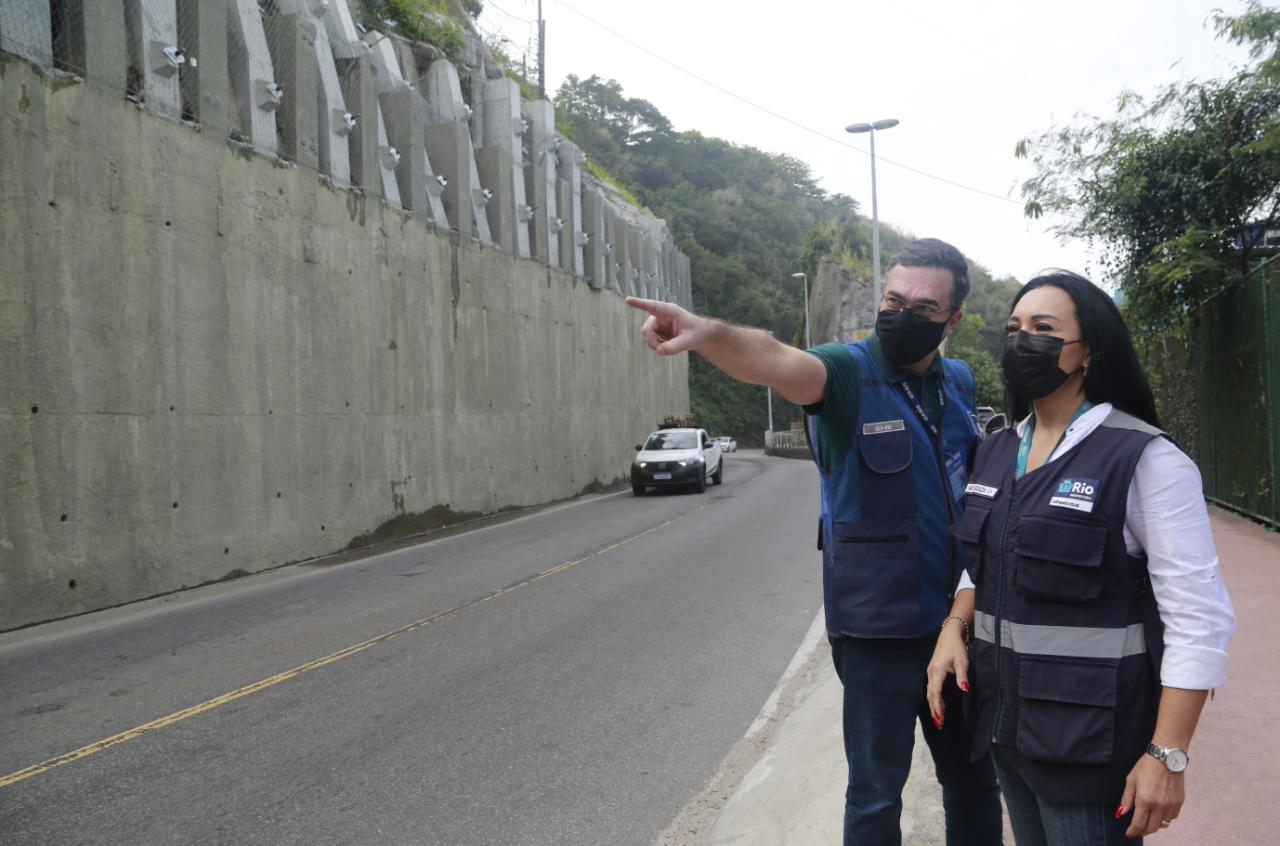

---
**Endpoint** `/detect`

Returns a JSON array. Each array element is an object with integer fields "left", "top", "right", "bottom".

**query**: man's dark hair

[
  {"left": 886, "top": 238, "right": 970, "bottom": 308},
  {"left": 1003, "top": 270, "right": 1160, "bottom": 428}
]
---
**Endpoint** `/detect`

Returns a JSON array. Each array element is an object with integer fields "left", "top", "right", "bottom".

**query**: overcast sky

[{"left": 477, "top": 0, "right": 1256, "bottom": 284}]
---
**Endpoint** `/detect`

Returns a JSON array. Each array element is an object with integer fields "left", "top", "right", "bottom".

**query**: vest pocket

[
  {"left": 831, "top": 518, "right": 920, "bottom": 634},
  {"left": 858, "top": 426, "right": 912, "bottom": 474},
  {"left": 1014, "top": 516, "right": 1107, "bottom": 602},
  {"left": 1015, "top": 656, "right": 1117, "bottom": 765},
  {"left": 950, "top": 504, "right": 993, "bottom": 583}
]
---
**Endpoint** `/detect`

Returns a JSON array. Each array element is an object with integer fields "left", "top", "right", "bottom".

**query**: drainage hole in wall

[
  {"left": 60, "top": 514, "right": 68, "bottom": 522},
  {"left": 320, "top": 525, "right": 325, "bottom": 532},
  {"left": 172, "top": 502, "right": 179, "bottom": 509},
  {"left": 224, "top": 547, "right": 230, "bottom": 555},
  {"left": 276, "top": 492, "right": 282, "bottom": 498},
  {"left": 165, "top": 220, "right": 171, "bottom": 227},
  {"left": 68, "top": 579, "right": 77, "bottom": 589},
  {"left": 31, "top": 406, "right": 39, "bottom": 414},
  {"left": 169, "top": 405, "right": 175, "bottom": 412}
]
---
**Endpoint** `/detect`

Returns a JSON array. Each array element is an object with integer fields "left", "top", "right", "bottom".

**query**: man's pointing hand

[{"left": 626, "top": 297, "right": 710, "bottom": 356}]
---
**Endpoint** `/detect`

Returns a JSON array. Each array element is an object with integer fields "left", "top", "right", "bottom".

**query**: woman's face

[{"left": 1005, "top": 284, "right": 1091, "bottom": 374}]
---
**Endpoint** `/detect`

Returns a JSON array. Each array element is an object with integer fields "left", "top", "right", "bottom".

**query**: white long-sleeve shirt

[{"left": 957, "top": 402, "right": 1236, "bottom": 690}]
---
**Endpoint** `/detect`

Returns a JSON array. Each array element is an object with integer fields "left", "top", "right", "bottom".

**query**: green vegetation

[
  {"left": 947, "top": 271, "right": 1022, "bottom": 408},
  {"left": 351, "top": 0, "right": 480, "bottom": 61},
  {"left": 1016, "top": 1, "right": 1280, "bottom": 335}
]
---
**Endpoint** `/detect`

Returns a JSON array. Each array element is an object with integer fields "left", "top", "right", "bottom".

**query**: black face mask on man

[
  {"left": 1001, "top": 331, "right": 1085, "bottom": 399},
  {"left": 875, "top": 308, "right": 949, "bottom": 367}
]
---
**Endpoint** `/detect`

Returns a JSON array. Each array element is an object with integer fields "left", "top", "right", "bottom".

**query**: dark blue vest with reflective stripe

[
  {"left": 812, "top": 341, "right": 980, "bottom": 639},
  {"left": 956, "top": 408, "right": 1166, "bottom": 804}
]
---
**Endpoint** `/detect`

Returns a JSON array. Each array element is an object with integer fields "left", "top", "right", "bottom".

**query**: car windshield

[{"left": 644, "top": 432, "right": 698, "bottom": 450}]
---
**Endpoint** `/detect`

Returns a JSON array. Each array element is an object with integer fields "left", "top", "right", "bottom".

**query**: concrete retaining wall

[{"left": 0, "top": 58, "right": 687, "bottom": 630}]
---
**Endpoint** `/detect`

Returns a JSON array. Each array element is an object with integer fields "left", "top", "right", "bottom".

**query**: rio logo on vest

[{"left": 1049, "top": 478, "right": 1100, "bottom": 513}]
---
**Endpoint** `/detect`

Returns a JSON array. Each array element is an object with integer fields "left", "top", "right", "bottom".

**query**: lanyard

[
  {"left": 1016, "top": 401, "right": 1094, "bottom": 479},
  {"left": 898, "top": 379, "right": 945, "bottom": 439}
]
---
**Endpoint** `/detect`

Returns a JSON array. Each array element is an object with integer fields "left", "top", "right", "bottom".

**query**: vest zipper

[
  {"left": 930, "top": 437, "right": 958, "bottom": 598},
  {"left": 992, "top": 479, "right": 1017, "bottom": 745}
]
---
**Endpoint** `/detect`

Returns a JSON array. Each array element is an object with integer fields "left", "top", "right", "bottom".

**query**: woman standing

[{"left": 926, "top": 271, "right": 1235, "bottom": 844}]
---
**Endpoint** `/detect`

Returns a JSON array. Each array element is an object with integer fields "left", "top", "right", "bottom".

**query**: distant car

[
  {"left": 975, "top": 406, "right": 997, "bottom": 429},
  {"left": 984, "top": 413, "right": 1008, "bottom": 435},
  {"left": 715, "top": 436, "right": 737, "bottom": 453},
  {"left": 632, "top": 428, "right": 723, "bottom": 495}
]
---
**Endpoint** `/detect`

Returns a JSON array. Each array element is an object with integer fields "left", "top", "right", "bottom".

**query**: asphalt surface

[{"left": 0, "top": 451, "right": 821, "bottom": 845}]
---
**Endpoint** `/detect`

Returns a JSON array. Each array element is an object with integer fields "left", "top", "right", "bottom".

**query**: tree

[
  {"left": 1015, "top": 2, "right": 1280, "bottom": 332},
  {"left": 945, "top": 312, "right": 1005, "bottom": 409}
]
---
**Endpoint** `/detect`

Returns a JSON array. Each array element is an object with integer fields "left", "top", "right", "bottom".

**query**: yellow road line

[{"left": 0, "top": 507, "right": 704, "bottom": 789}]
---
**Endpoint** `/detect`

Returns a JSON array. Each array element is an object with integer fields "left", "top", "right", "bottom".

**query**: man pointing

[{"left": 627, "top": 238, "right": 1001, "bottom": 845}]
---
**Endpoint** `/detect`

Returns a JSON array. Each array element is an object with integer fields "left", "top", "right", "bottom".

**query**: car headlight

[{"left": 637, "top": 462, "right": 647, "bottom": 468}]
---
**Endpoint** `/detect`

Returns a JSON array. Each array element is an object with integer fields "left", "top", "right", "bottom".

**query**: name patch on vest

[
  {"left": 1049, "top": 478, "right": 1100, "bottom": 513},
  {"left": 965, "top": 483, "right": 999, "bottom": 499},
  {"left": 863, "top": 419, "right": 905, "bottom": 435}
]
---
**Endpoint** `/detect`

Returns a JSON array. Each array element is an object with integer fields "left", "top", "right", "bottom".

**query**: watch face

[{"left": 1166, "top": 749, "right": 1188, "bottom": 772}]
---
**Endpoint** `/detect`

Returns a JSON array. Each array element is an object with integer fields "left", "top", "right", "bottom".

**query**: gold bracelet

[{"left": 941, "top": 614, "right": 970, "bottom": 644}]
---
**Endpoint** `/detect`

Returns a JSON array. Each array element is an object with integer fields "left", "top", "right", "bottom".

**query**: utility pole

[{"left": 537, "top": 0, "right": 545, "bottom": 100}]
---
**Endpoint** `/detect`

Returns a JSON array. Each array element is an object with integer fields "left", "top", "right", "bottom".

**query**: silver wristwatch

[{"left": 1146, "top": 742, "right": 1189, "bottom": 772}]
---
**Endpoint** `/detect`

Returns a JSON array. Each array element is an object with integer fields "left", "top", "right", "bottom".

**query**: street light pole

[
  {"left": 845, "top": 119, "right": 899, "bottom": 310},
  {"left": 791, "top": 271, "right": 809, "bottom": 348},
  {"left": 766, "top": 330, "right": 776, "bottom": 445}
]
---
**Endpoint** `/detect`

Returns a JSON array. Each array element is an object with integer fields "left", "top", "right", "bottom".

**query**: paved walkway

[{"left": 703, "top": 507, "right": 1278, "bottom": 844}]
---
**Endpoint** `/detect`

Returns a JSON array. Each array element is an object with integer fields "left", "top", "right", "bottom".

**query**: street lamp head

[
  {"left": 845, "top": 119, "right": 899, "bottom": 133},
  {"left": 791, "top": 272, "right": 806, "bottom": 279}
]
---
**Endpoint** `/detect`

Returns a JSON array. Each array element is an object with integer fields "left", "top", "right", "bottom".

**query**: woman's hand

[
  {"left": 925, "top": 619, "right": 969, "bottom": 729},
  {"left": 1119, "top": 754, "right": 1184, "bottom": 837}
]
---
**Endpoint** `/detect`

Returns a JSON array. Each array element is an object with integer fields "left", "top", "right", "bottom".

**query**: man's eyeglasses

[{"left": 881, "top": 293, "right": 955, "bottom": 320}]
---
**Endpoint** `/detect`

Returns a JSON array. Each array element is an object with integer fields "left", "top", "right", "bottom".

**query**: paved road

[{"left": 0, "top": 452, "right": 821, "bottom": 845}]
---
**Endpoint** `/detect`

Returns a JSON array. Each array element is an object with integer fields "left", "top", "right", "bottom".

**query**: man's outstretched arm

[{"left": 626, "top": 297, "right": 828, "bottom": 407}]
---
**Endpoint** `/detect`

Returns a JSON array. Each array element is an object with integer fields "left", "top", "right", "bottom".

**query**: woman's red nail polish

[
  {"left": 1114, "top": 805, "right": 1125, "bottom": 818},
  {"left": 959, "top": 681, "right": 970, "bottom": 692}
]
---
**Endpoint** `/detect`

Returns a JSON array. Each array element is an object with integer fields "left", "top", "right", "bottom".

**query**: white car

[
  {"left": 632, "top": 428, "right": 723, "bottom": 495},
  {"left": 715, "top": 436, "right": 737, "bottom": 453}
]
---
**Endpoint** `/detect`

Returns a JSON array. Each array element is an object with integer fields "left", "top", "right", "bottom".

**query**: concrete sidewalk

[{"left": 697, "top": 506, "right": 1277, "bottom": 845}]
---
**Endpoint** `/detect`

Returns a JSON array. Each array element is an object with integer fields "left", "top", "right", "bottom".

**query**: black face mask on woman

[
  {"left": 1001, "top": 330, "right": 1085, "bottom": 399},
  {"left": 876, "top": 308, "right": 949, "bottom": 367}
]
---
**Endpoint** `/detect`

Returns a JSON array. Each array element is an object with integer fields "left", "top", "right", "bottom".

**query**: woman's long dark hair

[{"left": 1004, "top": 271, "right": 1161, "bottom": 428}]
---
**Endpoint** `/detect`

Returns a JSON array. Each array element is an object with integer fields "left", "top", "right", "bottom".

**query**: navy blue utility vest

[
  {"left": 955, "top": 408, "right": 1166, "bottom": 804},
  {"left": 811, "top": 341, "right": 980, "bottom": 639}
]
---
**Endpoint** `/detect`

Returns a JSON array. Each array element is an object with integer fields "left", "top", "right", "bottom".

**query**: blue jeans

[
  {"left": 830, "top": 635, "right": 1003, "bottom": 846},
  {"left": 992, "top": 746, "right": 1138, "bottom": 846}
]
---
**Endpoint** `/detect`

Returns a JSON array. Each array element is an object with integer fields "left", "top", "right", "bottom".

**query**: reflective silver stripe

[
  {"left": 974, "top": 610, "right": 1147, "bottom": 659},
  {"left": 1101, "top": 409, "right": 1164, "bottom": 438}
]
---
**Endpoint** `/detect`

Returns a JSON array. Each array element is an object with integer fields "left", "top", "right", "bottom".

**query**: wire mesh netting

[
  {"left": 0, "top": 0, "right": 693, "bottom": 307},
  {"left": 1195, "top": 260, "right": 1280, "bottom": 527},
  {"left": 1151, "top": 259, "right": 1280, "bottom": 528},
  {"left": 0, "top": 2, "right": 513, "bottom": 194}
]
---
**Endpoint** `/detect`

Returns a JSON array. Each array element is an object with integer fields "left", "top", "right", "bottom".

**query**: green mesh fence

[{"left": 1193, "top": 258, "right": 1280, "bottom": 528}]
